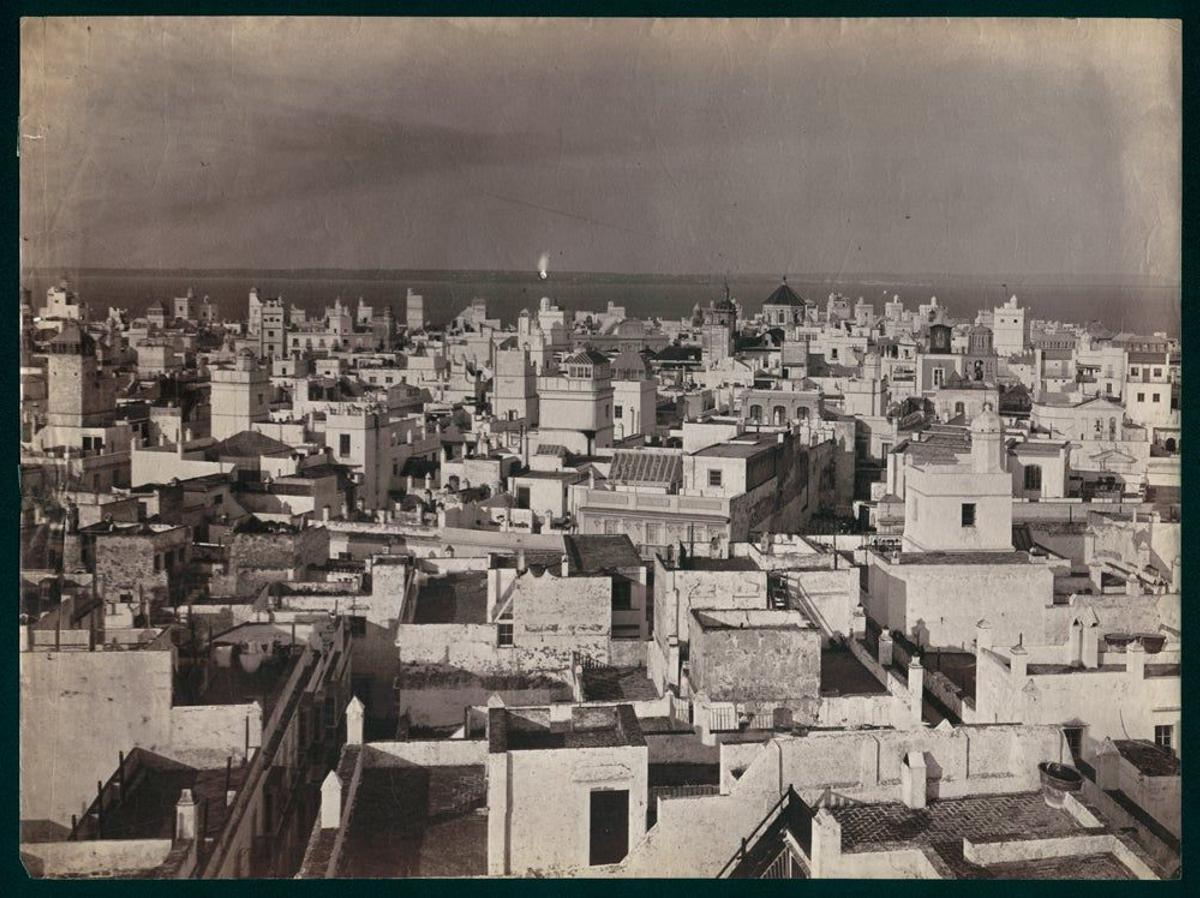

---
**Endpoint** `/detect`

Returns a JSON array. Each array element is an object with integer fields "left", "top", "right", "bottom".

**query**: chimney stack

[{"left": 174, "top": 788, "right": 198, "bottom": 840}]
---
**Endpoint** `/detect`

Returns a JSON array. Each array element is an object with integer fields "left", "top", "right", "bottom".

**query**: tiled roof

[
  {"left": 565, "top": 534, "right": 643, "bottom": 573},
  {"left": 609, "top": 449, "right": 683, "bottom": 486},
  {"left": 213, "top": 430, "right": 294, "bottom": 458},
  {"left": 762, "top": 281, "right": 806, "bottom": 307},
  {"left": 563, "top": 348, "right": 610, "bottom": 366},
  {"left": 1114, "top": 739, "right": 1180, "bottom": 777}
]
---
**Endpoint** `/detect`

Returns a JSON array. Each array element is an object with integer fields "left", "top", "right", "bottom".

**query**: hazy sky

[{"left": 20, "top": 17, "right": 1180, "bottom": 279}]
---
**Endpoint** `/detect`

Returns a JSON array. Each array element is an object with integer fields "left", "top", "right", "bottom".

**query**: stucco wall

[
  {"left": 21, "top": 649, "right": 175, "bottom": 825},
  {"left": 500, "top": 743, "right": 649, "bottom": 876},
  {"left": 688, "top": 619, "right": 820, "bottom": 703},
  {"left": 866, "top": 556, "right": 1054, "bottom": 649},
  {"left": 170, "top": 703, "right": 263, "bottom": 761}
]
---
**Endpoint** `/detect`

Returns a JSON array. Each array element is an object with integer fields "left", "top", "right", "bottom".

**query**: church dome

[{"left": 971, "top": 401, "right": 1002, "bottom": 435}]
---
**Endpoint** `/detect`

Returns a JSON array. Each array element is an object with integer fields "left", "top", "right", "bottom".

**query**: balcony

[{"left": 580, "top": 488, "right": 730, "bottom": 519}]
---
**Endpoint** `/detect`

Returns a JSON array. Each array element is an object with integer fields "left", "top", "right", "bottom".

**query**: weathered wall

[
  {"left": 1119, "top": 758, "right": 1180, "bottom": 839},
  {"left": 20, "top": 839, "right": 175, "bottom": 878},
  {"left": 512, "top": 571, "right": 611, "bottom": 672},
  {"left": 867, "top": 556, "right": 1054, "bottom": 649},
  {"left": 1042, "top": 592, "right": 1179, "bottom": 644},
  {"left": 170, "top": 703, "right": 262, "bottom": 761},
  {"left": 20, "top": 649, "right": 175, "bottom": 825},
  {"left": 974, "top": 649, "right": 1180, "bottom": 760},
  {"left": 229, "top": 526, "right": 329, "bottom": 576},
  {"left": 502, "top": 743, "right": 649, "bottom": 876},
  {"left": 688, "top": 620, "right": 820, "bottom": 703},
  {"left": 620, "top": 724, "right": 1066, "bottom": 878},
  {"left": 782, "top": 567, "right": 859, "bottom": 639}
]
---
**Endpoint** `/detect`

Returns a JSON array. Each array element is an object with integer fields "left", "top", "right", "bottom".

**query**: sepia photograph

[{"left": 17, "top": 15, "right": 1181, "bottom": 879}]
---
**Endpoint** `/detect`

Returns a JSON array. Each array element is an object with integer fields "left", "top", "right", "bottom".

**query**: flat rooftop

[
  {"left": 693, "top": 436, "right": 777, "bottom": 458},
  {"left": 78, "top": 750, "right": 248, "bottom": 843},
  {"left": 888, "top": 550, "right": 1032, "bottom": 566},
  {"left": 819, "top": 648, "right": 888, "bottom": 696},
  {"left": 178, "top": 636, "right": 304, "bottom": 722},
  {"left": 694, "top": 608, "right": 810, "bottom": 631},
  {"left": 337, "top": 763, "right": 487, "bottom": 877},
  {"left": 565, "top": 533, "right": 643, "bottom": 573},
  {"left": 489, "top": 704, "right": 645, "bottom": 752},
  {"left": 411, "top": 571, "right": 488, "bottom": 625},
  {"left": 832, "top": 791, "right": 1133, "bottom": 879},
  {"left": 680, "top": 556, "right": 760, "bottom": 572},
  {"left": 580, "top": 665, "right": 660, "bottom": 702}
]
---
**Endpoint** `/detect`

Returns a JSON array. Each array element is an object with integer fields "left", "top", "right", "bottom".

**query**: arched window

[
  {"left": 797, "top": 407, "right": 810, "bottom": 420},
  {"left": 773, "top": 405, "right": 786, "bottom": 425},
  {"left": 749, "top": 404, "right": 763, "bottom": 421},
  {"left": 1165, "top": 437, "right": 1177, "bottom": 453},
  {"left": 954, "top": 401, "right": 966, "bottom": 417}
]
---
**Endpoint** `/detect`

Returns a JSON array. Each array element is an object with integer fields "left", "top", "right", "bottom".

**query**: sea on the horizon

[{"left": 18, "top": 270, "right": 1181, "bottom": 337}]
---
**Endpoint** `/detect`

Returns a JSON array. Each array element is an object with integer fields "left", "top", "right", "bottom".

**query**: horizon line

[{"left": 18, "top": 266, "right": 1181, "bottom": 289}]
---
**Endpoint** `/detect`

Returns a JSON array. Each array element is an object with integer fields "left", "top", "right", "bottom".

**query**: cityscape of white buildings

[{"left": 19, "top": 277, "right": 1180, "bottom": 879}]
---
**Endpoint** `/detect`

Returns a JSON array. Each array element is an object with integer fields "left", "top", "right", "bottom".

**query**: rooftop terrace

[
  {"left": 489, "top": 704, "right": 645, "bottom": 752},
  {"left": 411, "top": 571, "right": 489, "bottom": 625},
  {"left": 337, "top": 763, "right": 487, "bottom": 877},
  {"left": 831, "top": 791, "right": 1134, "bottom": 879}
]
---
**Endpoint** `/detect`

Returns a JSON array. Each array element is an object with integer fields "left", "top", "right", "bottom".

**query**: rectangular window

[
  {"left": 708, "top": 469, "right": 723, "bottom": 487},
  {"left": 612, "top": 579, "right": 633, "bottom": 611},
  {"left": 1130, "top": 367, "right": 1140, "bottom": 376},
  {"left": 1063, "top": 726, "right": 1084, "bottom": 761},
  {"left": 961, "top": 503, "right": 976, "bottom": 527},
  {"left": 1152, "top": 393, "right": 1161, "bottom": 403},
  {"left": 644, "top": 523, "right": 662, "bottom": 546},
  {"left": 153, "top": 554, "right": 162, "bottom": 572},
  {"left": 589, "top": 790, "right": 630, "bottom": 866},
  {"left": 339, "top": 434, "right": 351, "bottom": 456},
  {"left": 497, "top": 623, "right": 514, "bottom": 647},
  {"left": 1137, "top": 392, "right": 1145, "bottom": 403},
  {"left": 1024, "top": 465, "right": 1042, "bottom": 491},
  {"left": 614, "top": 405, "right": 623, "bottom": 419},
  {"left": 1155, "top": 724, "right": 1174, "bottom": 753},
  {"left": 933, "top": 367, "right": 944, "bottom": 387},
  {"left": 1153, "top": 368, "right": 1162, "bottom": 378}
]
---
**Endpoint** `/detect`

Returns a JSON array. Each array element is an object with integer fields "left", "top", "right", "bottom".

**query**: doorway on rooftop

[{"left": 589, "top": 788, "right": 630, "bottom": 866}]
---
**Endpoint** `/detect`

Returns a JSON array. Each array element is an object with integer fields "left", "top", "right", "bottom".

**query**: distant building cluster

[{"left": 19, "top": 277, "right": 1179, "bottom": 879}]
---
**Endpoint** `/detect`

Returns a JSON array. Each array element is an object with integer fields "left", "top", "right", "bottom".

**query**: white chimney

[{"left": 175, "top": 788, "right": 198, "bottom": 840}]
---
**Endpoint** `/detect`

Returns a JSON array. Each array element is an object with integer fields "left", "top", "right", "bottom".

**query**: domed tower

[{"left": 971, "top": 401, "right": 1005, "bottom": 474}]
